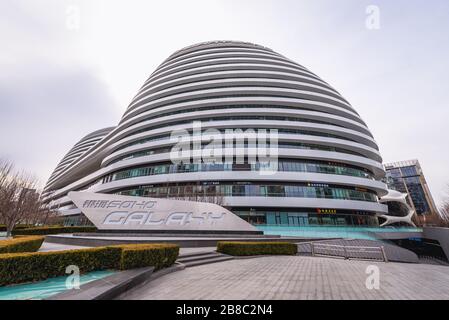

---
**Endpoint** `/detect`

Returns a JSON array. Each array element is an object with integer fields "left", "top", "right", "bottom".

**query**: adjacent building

[
  {"left": 384, "top": 159, "right": 439, "bottom": 224},
  {"left": 42, "top": 40, "right": 389, "bottom": 228}
]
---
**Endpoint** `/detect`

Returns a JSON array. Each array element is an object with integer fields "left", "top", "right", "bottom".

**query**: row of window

[
  {"left": 102, "top": 160, "right": 373, "bottom": 184},
  {"left": 115, "top": 104, "right": 366, "bottom": 153},
  {"left": 126, "top": 93, "right": 357, "bottom": 118},
  {"left": 109, "top": 141, "right": 366, "bottom": 166},
  {"left": 137, "top": 66, "right": 328, "bottom": 102},
  {"left": 147, "top": 52, "right": 315, "bottom": 86},
  {"left": 122, "top": 117, "right": 358, "bottom": 143},
  {"left": 234, "top": 211, "right": 379, "bottom": 227},
  {"left": 126, "top": 104, "right": 325, "bottom": 123},
  {"left": 149, "top": 54, "right": 309, "bottom": 79},
  {"left": 128, "top": 114, "right": 343, "bottom": 137},
  {"left": 119, "top": 104, "right": 349, "bottom": 149},
  {"left": 117, "top": 183, "right": 378, "bottom": 202},
  {"left": 132, "top": 81, "right": 346, "bottom": 114}
]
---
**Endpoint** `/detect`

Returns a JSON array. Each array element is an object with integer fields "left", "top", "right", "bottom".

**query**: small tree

[{"left": 0, "top": 159, "right": 40, "bottom": 237}]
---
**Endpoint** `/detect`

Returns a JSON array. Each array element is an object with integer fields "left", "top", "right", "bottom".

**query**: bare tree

[
  {"left": 441, "top": 203, "right": 449, "bottom": 222},
  {"left": 440, "top": 184, "right": 449, "bottom": 223},
  {"left": 0, "top": 159, "right": 40, "bottom": 237},
  {"left": 0, "top": 159, "right": 14, "bottom": 226},
  {"left": 20, "top": 201, "right": 56, "bottom": 226}
]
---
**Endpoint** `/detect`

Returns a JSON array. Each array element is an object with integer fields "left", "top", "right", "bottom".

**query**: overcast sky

[{"left": 1, "top": 0, "right": 448, "bottom": 205}]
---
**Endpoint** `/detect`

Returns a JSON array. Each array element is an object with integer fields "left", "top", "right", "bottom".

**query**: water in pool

[
  {"left": 0, "top": 270, "right": 116, "bottom": 300},
  {"left": 256, "top": 225, "right": 422, "bottom": 240}
]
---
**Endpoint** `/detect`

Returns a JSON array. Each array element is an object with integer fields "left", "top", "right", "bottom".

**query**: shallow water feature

[{"left": 0, "top": 270, "right": 116, "bottom": 300}]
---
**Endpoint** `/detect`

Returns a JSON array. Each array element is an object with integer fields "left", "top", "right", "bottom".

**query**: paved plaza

[{"left": 118, "top": 256, "right": 449, "bottom": 300}]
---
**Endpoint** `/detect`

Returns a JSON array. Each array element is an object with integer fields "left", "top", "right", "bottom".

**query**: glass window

[{"left": 401, "top": 166, "right": 417, "bottom": 177}]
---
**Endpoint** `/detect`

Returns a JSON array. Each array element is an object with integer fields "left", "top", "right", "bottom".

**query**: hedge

[
  {"left": 12, "top": 226, "right": 97, "bottom": 236},
  {"left": 0, "top": 247, "right": 121, "bottom": 286},
  {"left": 0, "top": 225, "right": 35, "bottom": 232},
  {"left": 0, "top": 236, "right": 45, "bottom": 254},
  {"left": 114, "top": 244, "right": 179, "bottom": 271},
  {"left": 217, "top": 241, "right": 297, "bottom": 256},
  {"left": 0, "top": 243, "right": 179, "bottom": 286}
]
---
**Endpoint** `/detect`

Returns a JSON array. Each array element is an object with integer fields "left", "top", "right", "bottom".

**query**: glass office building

[
  {"left": 384, "top": 159, "right": 438, "bottom": 220},
  {"left": 42, "top": 41, "right": 389, "bottom": 228}
]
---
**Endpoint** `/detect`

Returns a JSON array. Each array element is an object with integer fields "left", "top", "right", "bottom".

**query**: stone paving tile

[{"left": 117, "top": 256, "right": 449, "bottom": 300}]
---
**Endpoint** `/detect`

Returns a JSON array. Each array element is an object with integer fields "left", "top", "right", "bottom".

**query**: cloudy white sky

[{"left": 1, "top": 0, "right": 448, "bottom": 205}]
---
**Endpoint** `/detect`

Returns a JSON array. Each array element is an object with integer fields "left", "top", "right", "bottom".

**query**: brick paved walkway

[{"left": 118, "top": 256, "right": 449, "bottom": 300}]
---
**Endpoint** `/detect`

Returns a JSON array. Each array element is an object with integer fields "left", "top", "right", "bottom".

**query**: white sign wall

[{"left": 68, "top": 191, "right": 258, "bottom": 232}]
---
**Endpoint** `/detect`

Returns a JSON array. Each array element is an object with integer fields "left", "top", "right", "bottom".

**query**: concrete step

[
  {"left": 178, "top": 251, "right": 216, "bottom": 259},
  {"left": 177, "top": 251, "right": 234, "bottom": 267},
  {"left": 182, "top": 255, "right": 234, "bottom": 268},
  {"left": 177, "top": 252, "right": 222, "bottom": 263}
]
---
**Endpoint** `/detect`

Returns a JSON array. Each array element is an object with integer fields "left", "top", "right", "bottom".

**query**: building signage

[
  {"left": 308, "top": 183, "right": 329, "bottom": 188},
  {"left": 316, "top": 208, "right": 337, "bottom": 214},
  {"left": 68, "top": 191, "right": 258, "bottom": 232}
]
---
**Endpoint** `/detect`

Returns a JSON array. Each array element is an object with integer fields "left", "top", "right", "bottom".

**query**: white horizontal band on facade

[
  {"left": 88, "top": 172, "right": 388, "bottom": 195},
  {"left": 142, "top": 59, "right": 323, "bottom": 93},
  {"left": 130, "top": 77, "right": 350, "bottom": 112},
  {"left": 132, "top": 67, "right": 347, "bottom": 112},
  {"left": 118, "top": 105, "right": 372, "bottom": 138},
  {"left": 132, "top": 70, "right": 343, "bottom": 108},
  {"left": 223, "top": 197, "right": 388, "bottom": 214},
  {"left": 100, "top": 133, "right": 381, "bottom": 168},
  {"left": 123, "top": 96, "right": 366, "bottom": 128},
  {"left": 43, "top": 147, "right": 386, "bottom": 204},
  {"left": 158, "top": 46, "right": 286, "bottom": 71},
  {"left": 46, "top": 112, "right": 378, "bottom": 190},
  {"left": 150, "top": 51, "right": 312, "bottom": 79},
  {"left": 126, "top": 70, "right": 358, "bottom": 117},
  {"left": 109, "top": 120, "right": 378, "bottom": 152}
]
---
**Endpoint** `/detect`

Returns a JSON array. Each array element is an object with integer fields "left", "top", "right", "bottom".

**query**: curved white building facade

[{"left": 43, "top": 41, "right": 388, "bottom": 227}]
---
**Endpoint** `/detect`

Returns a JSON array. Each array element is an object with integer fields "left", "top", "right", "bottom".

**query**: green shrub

[
  {"left": 12, "top": 226, "right": 97, "bottom": 236},
  {"left": 15, "top": 225, "right": 34, "bottom": 230},
  {"left": 114, "top": 244, "right": 179, "bottom": 271},
  {"left": 217, "top": 241, "right": 297, "bottom": 256},
  {"left": 0, "top": 236, "right": 45, "bottom": 254},
  {"left": 0, "top": 247, "right": 122, "bottom": 286},
  {"left": 0, "top": 243, "right": 179, "bottom": 286}
]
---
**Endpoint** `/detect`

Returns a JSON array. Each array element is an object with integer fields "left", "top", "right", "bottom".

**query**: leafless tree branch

[{"left": 0, "top": 158, "right": 53, "bottom": 237}]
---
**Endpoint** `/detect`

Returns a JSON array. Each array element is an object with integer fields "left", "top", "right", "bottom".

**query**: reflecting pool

[
  {"left": 256, "top": 225, "right": 422, "bottom": 240},
  {"left": 0, "top": 270, "right": 116, "bottom": 300}
]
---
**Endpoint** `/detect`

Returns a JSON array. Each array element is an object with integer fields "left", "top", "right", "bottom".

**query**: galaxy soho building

[{"left": 42, "top": 41, "right": 389, "bottom": 228}]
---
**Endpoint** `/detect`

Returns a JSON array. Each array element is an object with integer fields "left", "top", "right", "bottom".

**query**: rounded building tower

[{"left": 43, "top": 41, "right": 388, "bottom": 227}]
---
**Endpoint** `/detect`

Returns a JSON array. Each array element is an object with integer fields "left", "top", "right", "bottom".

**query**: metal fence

[{"left": 311, "top": 242, "right": 388, "bottom": 262}]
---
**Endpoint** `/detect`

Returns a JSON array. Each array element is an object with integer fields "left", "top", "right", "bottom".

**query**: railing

[{"left": 310, "top": 242, "right": 388, "bottom": 262}]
